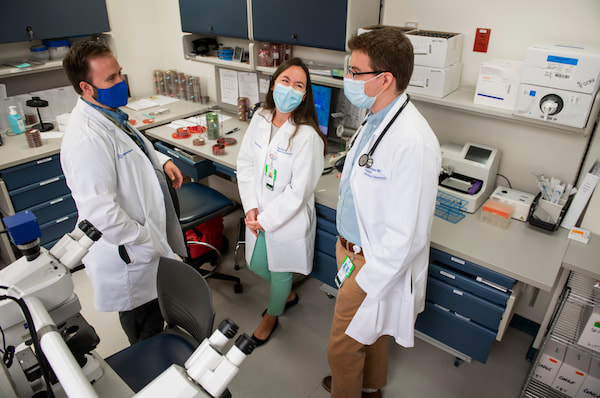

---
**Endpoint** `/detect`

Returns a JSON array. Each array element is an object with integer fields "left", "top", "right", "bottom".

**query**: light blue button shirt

[{"left": 336, "top": 95, "right": 402, "bottom": 246}]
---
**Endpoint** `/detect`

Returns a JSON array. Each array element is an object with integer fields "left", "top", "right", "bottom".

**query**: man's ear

[{"left": 79, "top": 80, "right": 94, "bottom": 96}]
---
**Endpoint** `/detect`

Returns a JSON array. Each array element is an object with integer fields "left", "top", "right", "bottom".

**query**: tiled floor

[{"left": 73, "top": 208, "right": 534, "bottom": 397}]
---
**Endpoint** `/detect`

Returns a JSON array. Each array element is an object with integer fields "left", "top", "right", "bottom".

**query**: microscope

[{"left": 0, "top": 211, "right": 255, "bottom": 397}]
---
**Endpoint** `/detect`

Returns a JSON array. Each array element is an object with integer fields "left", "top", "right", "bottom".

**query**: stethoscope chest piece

[{"left": 358, "top": 153, "right": 373, "bottom": 168}]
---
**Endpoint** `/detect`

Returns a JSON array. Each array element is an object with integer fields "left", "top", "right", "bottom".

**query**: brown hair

[
  {"left": 63, "top": 40, "right": 113, "bottom": 95},
  {"left": 263, "top": 58, "right": 327, "bottom": 154},
  {"left": 348, "top": 27, "right": 414, "bottom": 93}
]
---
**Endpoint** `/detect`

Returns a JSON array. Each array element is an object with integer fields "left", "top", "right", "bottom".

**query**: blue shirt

[{"left": 336, "top": 95, "right": 402, "bottom": 246}]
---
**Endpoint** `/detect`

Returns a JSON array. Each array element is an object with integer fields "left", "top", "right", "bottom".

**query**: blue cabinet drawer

[
  {"left": 39, "top": 212, "right": 78, "bottom": 246},
  {"left": 426, "top": 276, "right": 505, "bottom": 331},
  {"left": 415, "top": 301, "right": 497, "bottom": 364},
  {"left": 428, "top": 263, "right": 510, "bottom": 306},
  {"left": 27, "top": 194, "right": 76, "bottom": 225},
  {"left": 430, "top": 248, "right": 515, "bottom": 291},
  {"left": 1, "top": 155, "right": 63, "bottom": 190},
  {"left": 316, "top": 225, "right": 337, "bottom": 256},
  {"left": 155, "top": 141, "right": 215, "bottom": 180},
  {"left": 312, "top": 250, "right": 337, "bottom": 288},
  {"left": 214, "top": 163, "right": 236, "bottom": 179},
  {"left": 10, "top": 175, "right": 70, "bottom": 212},
  {"left": 316, "top": 203, "right": 336, "bottom": 223}
]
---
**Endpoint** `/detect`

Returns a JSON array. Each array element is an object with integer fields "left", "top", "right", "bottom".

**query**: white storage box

[
  {"left": 577, "top": 304, "right": 600, "bottom": 353},
  {"left": 553, "top": 347, "right": 591, "bottom": 397},
  {"left": 407, "top": 30, "right": 464, "bottom": 68},
  {"left": 357, "top": 24, "right": 416, "bottom": 36},
  {"left": 474, "top": 59, "right": 523, "bottom": 110},
  {"left": 407, "top": 62, "right": 462, "bottom": 98},
  {"left": 521, "top": 42, "right": 600, "bottom": 95},
  {"left": 576, "top": 359, "right": 600, "bottom": 398},
  {"left": 490, "top": 186, "right": 535, "bottom": 222},
  {"left": 533, "top": 339, "right": 567, "bottom": 386}
]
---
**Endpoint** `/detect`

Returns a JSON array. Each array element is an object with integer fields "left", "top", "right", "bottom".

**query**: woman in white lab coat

[{"left": 237, "top": 58, "right": 326, "bottom": 345}]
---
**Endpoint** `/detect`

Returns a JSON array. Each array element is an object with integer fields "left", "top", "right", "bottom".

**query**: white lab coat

[
  {"left": 237, "top": 108, "right": 324, "bottom": 274},
  {"left": 341, "top": 93, "right": 441, "bottom": 347},
  {"left": 61, "top": 98, "right": 185, "bottom": 312}
]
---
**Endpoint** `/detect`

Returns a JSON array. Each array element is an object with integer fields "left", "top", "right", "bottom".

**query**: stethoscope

[{"left": 351, "top": 94, "right": 410, "bottom": 168}]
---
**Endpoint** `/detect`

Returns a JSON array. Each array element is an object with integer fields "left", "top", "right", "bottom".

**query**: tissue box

[
  {"left": 474, "top": 59, "right": 523, "bottom": 110},
  {"left": 576, "top": 359, "right": 600, "bottom": 398},
  {"left": 533, "top": 339, "right": 567, "bottom": 386},
  {"left": 407, "top": 62, "right": 462, "bottom": 98},
  {"left": 407, "top": 30, "right": 464, "bottom": 68},
  {"left": 553, "top": 347, "right": 591, "bottom": 397}
]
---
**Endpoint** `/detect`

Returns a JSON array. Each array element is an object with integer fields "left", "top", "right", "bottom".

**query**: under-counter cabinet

[
  {"left": 179, "top": 0, "right": 249, "bottom": 39},
  {"left": 0, "top": 0, "right": 110, "bottom": 44},
  {"left": 0, "top": 155, "right": 77, "bottom": 249},
  {"left": 313, "top": 203, "right": 338, "bottom": 288},
  {"left": 251, "top": 0, "right": 379, "bottom": 51}
]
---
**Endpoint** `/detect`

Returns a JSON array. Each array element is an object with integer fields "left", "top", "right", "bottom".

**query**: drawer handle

[
  {"left": 434, "top": 303, "right": 450, "bottom": 312},
  {"left": 450, "top": 256, "right": 465, "bottom": 265},
  {"left": 452, "top": 289, "right": 463, "bottom": 296},
  {"left": 39, "top": 177, "right": 60, "bottom": 186},
  {"left": 50, "top": 198, "right": 64, "bottom": 205},
  {"left": 166, "top": 149, "right": 180, "bottom": 159},
  {"left": 36, "top": 157, "right": 53, "bottom": 165},
  {"left": 455, "top": 313, "right": 471, "bottom": 322},
  {"left": 476, "top": 276, "right": 508, "bottom": 293},
  {"left": 55, "top": 216, "right": 69, "bottom": 224},
  {"left": 439, "top": 270, "right": 455, "bottom": 280}
]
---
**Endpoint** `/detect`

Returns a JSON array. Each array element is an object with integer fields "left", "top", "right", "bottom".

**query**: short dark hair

[
  {"left": 348, "top": 27, "right": 414, "bottom": 92},
  {"left": 63, "top": 40, "right": 113, "bottom": 94},
  {"left": 263, "top": 57, "right": 327, "bottom": 153}
]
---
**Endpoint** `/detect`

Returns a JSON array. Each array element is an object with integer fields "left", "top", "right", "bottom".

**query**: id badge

[
  {"left": 265, "top": 164, "right": 276, "bottom": 190},
  {"left": 335, "top": 256, "right": 355, "bottom": 288}
]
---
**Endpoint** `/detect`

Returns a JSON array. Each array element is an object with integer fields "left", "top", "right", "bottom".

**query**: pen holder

[{"left": 528, "top": 193, "right": 573, "bottom": 231}]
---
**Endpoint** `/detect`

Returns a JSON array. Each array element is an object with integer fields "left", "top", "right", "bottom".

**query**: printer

[{"left": 438, "top": 142, "right": 501, "bottom": 213}]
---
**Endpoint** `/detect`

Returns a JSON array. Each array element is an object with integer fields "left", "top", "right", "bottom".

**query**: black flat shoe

[
  {"left": 261, "top": 293, "right": 300, "bottom": 317},
  {"left": 251, "top": 317, "right": 279, "bottom": 347}
]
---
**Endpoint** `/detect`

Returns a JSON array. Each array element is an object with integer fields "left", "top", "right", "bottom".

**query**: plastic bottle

[{"left": 8, "top": 106, "right": 25, "bottom": 135}]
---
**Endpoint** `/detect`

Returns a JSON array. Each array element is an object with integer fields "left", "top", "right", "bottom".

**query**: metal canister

[{"left": 206, "top": 112, "right": 220, "bottom": 140}]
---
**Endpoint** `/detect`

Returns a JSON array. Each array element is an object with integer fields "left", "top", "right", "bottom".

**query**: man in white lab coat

[
  {"left": 61, "top": 40, "right": 187, "bottom": 344},
  {"left": 323, "top": 28, "right": 442, "bottom": 397}
]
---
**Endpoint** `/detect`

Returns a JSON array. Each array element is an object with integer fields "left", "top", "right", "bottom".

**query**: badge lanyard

[
  {"left": 357, "top": 94, "right": 410, "bottom": 169},
  {"left": 265, "top": 152, "right": 277, "bottom": 190}
]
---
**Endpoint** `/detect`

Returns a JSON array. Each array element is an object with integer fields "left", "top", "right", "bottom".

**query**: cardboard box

[
  {"left": 521, "top": 42, "right": 600, "bottom": 94},
  {"left": 407, "top": 62, "right": 462, "bottom": 98},
  {"left": 533, "top": 339, "right": 567, "bottom": 386},
  {"left": 576, "top": 358, "right": 600, "bottom": 398},
  {"left": 474, "top": 59, "right": 523, "bottom": 110},
  {"left": 553, "top": 347, "right": 591, "bottom": 397},
  {"left": 407, "top": 30, "right": 464, "bottom": 68}
]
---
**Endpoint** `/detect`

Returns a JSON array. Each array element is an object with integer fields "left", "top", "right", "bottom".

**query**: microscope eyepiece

[
  {"left": 218, "top": 318, "right": 239, "bottom": 339},
  {"left": 234, "top": 333, "right": 256, "bottom": 355}
]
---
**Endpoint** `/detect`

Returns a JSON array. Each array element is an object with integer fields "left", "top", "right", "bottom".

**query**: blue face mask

[
  {"left": 93, "top": 80, "right": 129, "bottom": 109},
  {"left": 273, "top": 84, "right": 304, "bottom": 113},
  {"left": 343, "top": 73, "right": 384, "bottom": 109}
]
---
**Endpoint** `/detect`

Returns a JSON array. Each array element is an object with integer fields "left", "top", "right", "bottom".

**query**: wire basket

[{"left": 435, "top": 190, "right": 467, "bottom": 223}]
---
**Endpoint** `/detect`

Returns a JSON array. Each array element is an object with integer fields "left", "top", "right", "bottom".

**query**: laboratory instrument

[
  {"left": 490, "top": 186, "right": 535, "bottom": 222},
  {"left": 513, "top": 42, "right": 600, "bottom": 129},
  {"left": 0, "top": 211, "right": 255, "bottom": 397},
  {"left": 438, "top": 142, "right": 501, "bottom": 213}
]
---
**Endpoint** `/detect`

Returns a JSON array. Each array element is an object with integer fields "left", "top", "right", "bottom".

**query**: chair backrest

[{"left": 157, "top": 257, "right": 215, "bottom": 345}]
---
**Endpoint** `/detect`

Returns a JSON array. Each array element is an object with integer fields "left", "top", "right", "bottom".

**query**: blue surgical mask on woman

[
  {"left": 343, "top": 73, "right": 384, "bottom": 109},
  {"left": 273, "top": 83, "right": 304, "bottom": 113},
  {"left": 93, "top": 80, "right": 129, "bottom": 109}
]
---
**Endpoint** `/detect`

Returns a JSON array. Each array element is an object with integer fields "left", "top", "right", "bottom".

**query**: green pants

[{"left": 248, "top": 231, "right": 292, "bottom": 316}]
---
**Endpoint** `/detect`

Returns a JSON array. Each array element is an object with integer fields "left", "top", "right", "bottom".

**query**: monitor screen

[
  {"left": 312, "top": 84, "right": 332, "bottom": 135},
  {"left": 465, "top": 145, "right": 492, "bottom": 165}
]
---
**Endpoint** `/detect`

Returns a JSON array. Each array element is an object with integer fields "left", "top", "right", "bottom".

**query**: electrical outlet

[
  {"left": 405, "top": 21, "right": 418, "bottom": 29},
  {"left": 473, "top": 28, "right": 491, "bottom": 53}
]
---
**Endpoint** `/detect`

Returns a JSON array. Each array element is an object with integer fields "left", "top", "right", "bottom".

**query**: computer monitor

[{"left": 312, "top": 84, "right": 332, "bottom": 136}]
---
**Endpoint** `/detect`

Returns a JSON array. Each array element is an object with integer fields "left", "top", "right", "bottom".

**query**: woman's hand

[{"left": 245, "top": 208, "right": 263, "bottom": 237}]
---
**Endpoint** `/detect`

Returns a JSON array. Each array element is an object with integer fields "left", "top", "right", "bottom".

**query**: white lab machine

[
  {"left": 438, "top": 142, "right": 501, "bottom": 213},
  {"left": 513, "top": 42, "right": 600, "bottom": 129}
]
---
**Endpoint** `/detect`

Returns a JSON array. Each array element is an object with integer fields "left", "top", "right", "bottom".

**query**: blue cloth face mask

[
  {"left": 343, "top": 73, "right": 384, "bottom": 109},
  {"left": 273, "top": 84, "right": 304, "bottom": 113},
  {"left": 93, "top": 80, "right": 129, "bottom": 109}
]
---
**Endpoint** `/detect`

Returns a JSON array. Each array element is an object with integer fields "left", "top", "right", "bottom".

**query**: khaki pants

[{"left": 327, "top": 239, "right": 388, "bottom": 397}]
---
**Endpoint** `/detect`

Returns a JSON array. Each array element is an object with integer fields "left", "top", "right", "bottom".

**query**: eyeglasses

[{"left": 346, "top": 66, "right": 391, "bottom": 80}]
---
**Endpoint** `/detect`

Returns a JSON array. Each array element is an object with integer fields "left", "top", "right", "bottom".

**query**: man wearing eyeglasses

[{"left": 322, "top": 27, "right": 442, "bottom": 397}]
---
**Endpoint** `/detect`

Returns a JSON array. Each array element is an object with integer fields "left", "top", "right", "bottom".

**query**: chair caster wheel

[{"left": 234, "top": 283, "right": 243, "bottom": 294}]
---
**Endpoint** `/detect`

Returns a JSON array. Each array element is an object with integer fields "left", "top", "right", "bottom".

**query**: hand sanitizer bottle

[{"left": 8, "top": 106, "right": 26, "bottom": 135}]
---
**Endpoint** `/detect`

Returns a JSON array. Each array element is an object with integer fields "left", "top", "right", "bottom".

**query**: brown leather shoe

[
  {"left": 322, "top": 375, "right": 332, "bottom": 393},
  {"left": 362, "top": 390, "right": 382, "bottom": 398}
]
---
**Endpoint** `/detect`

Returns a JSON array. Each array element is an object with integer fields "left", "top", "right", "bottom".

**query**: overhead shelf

[{"left": 0, "top": 60, "right": 64, "bottom": 78}]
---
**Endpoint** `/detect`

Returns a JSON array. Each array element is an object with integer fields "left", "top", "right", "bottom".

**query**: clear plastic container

[
  {"left": 44, "top": 39, "right": 71, "bottom": 60},
  {"left": 480, "top": 199, "right": 513, "bottom": 229},
  {"left": 30, "top": 45, "right": 49, "bottom": 62}
]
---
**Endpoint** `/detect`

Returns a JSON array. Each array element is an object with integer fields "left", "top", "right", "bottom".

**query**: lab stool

[{"left": 176, "top": 182, "right": 243, "bottom": 293}]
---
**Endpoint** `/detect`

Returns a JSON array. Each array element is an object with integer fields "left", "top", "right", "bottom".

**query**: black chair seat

[{"left": 178, "top": 182, "right": 235, "bottom": 229}]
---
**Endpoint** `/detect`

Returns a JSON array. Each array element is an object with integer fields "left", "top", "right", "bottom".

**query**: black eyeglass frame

[{"left": 346, "top": 66, "right": 392, "bottom": 80}]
